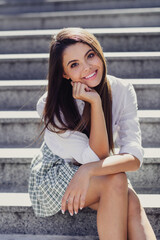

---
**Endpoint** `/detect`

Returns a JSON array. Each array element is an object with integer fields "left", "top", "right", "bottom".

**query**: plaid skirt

[{"left": 28, "top": 142, "right": 79, "bottom": 217}]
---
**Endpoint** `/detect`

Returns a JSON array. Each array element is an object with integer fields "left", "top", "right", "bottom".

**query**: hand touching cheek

[{"left": 71, "top": 82, "right": 100, "bottom": 105}]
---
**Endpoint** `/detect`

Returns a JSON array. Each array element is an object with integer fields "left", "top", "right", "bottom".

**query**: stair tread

[
  {"left": 0, "top": 192, "right": 159, "bottom": 208},
  {"left": 0, "top": 234, "right": 99, "bottom": 240},
  {"left": 0, "top": 79, "right": 160, "bottom": 88},
  {"left": 0, "top": 27, "right": 160, "bottom": 37},
  {"left": 1, "top": 52, "right": 160, "bottom": 60},
  {"left": 0, "top": 110, "right": 160, "bottom": 120},
  {"left": 0, "top": 148, "right": 159, "bottom": 161}
]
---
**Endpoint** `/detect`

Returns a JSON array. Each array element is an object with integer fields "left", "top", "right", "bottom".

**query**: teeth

[{"left": 85, "top": 71, "right": 96, "bottom": 79}]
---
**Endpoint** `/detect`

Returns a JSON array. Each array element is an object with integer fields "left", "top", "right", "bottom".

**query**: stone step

[
  {"left": 127, "top": 148, "right": 160, "bottom": 193},
  {"left": 1, "top": 27, "right": 160, "bottom": 54},
  {"left": 1, "top": 0, "right": 160, "bottom": 15},
  {"left": 0, "top": 148, "right": 39, "bottom": 192},
  {"left": 0, "top": 80, "right": 46, "bottom": 111},
  {"left": 0, "top": 110, "right": 159, "bottom": 147},
  {"left": 1, "top": 52, "right": 160, "bottom": 80},
  {"left": 0, "top": 147, "right": 159, "bottom": 193},
  {"left": 0, "top": 79, "right": 160, "bottom": 110},
  {"left": 0, "top": 235, "right": 99, "bottom": 240},
  {"left": 0, "top": 8, "right": 160, "bottom": 30},
  {"left": 0, "top": 193, "right": 159, "bottom": 238}
]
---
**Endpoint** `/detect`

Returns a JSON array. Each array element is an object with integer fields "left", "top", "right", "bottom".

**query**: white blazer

[{"left": 37, "top": 75, "right": 144, "bottom": 166}]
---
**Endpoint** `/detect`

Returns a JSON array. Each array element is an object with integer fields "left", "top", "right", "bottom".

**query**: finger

[
  {"left": 61, "top": 191, "right": 70, "bottom": 214},
  {"left": 73, "top": 193, "right": 81, "bottom": 215},
  {"left": 72, "top": 82, "right": 78, "bottom": 98},
  {"left": 77, "top": 83, "right": 87, "bottom": 98},
  {"left": 79, "top": 83, "right": 92, "bottom": 94},
  {"left": 85, "top": 86, "right": 92, "bottom": 92},
  {"left": 80, "top": 192, "right": 86, "bottom": 210},
  {"left": 67, "top": 195, "right": 75, "bottom": 216},
  {"left": 74, "top": 82, "right": 82, "bottom": 98}
]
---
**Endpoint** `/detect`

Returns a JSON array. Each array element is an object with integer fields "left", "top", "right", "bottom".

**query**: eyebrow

[{"left": 67, "top": 49, "right": 93, "bottom": 66}]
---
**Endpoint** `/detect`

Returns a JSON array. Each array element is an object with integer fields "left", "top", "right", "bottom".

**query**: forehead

[{"left": 62, "top": 42, "right": 92, "bottom": 61}]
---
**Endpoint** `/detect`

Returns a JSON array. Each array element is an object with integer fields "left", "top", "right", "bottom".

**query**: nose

[{"left": 82, "top": 61, "right": 91, "bottom": 73}]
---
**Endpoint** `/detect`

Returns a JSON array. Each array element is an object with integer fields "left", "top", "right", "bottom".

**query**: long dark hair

[{"left": 42, "top": 28, "right": 114, "bottom": 153}]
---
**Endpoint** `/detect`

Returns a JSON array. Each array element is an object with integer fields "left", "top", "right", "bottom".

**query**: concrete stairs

[
  {"left": 0, "top": 0, "right": 160, "bottom": 239},
  {"left": 1, "top": 0, "right": 160, "bottom": 15},
  {"left": 1, "top": 28, "right": 160, "bottom": 53},
  {"left": 0, "top": 8, "right": 160, "bottom": 30}
]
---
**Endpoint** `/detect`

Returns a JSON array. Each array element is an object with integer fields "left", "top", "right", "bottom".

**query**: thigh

[{"left": 89, "top": 178, "right": 134, "bottom": 211}]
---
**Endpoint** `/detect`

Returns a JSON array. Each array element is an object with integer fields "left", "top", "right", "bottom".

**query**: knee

[
  {"left": 128, "top": 188, "right": 142, "bottom": 218},
  {"left": 109, "top": 172, "right": 128, "bottom": 193},
  {"left": 100, "top": 172, "right": 128, "bottom": 195}
]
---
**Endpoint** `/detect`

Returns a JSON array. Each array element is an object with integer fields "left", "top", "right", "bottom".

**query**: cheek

[
  {"left": 70, "top": 68, "right": 82, "bottom": 81},
  {"left": 92, "top": 57, "right": 103, "bottom": 68}
]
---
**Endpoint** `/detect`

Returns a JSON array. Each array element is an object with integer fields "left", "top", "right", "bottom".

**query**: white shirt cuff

[{"left": 119, "top": 145, "right": 144, "bottom": 167}]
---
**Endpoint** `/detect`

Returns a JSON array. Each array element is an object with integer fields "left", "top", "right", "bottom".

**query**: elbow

[
  {"left": 99, "top": 150, "right": 110, "bottom": 160},
  {"left": 90, "top": 145, "right": 109, "bottom": 160},
  {"left": 133, "top": 157, "right": 141, "bottom": 171}
]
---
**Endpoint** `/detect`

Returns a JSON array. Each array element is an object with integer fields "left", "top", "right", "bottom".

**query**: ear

[{"left": 63, "top": 72, "right": 70, "bottom": 80}]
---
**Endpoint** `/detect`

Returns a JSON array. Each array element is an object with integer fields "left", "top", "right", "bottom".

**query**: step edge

[
  {"left": 0, "top": 27, "right": 160, "bottom": 37},
  {"left": 0, "top": 193, "right": 159, "bottom": 208},
  {"left": 0, "top": 110, "right": 160, "bottom": 120},
  {"left": 0, "top": 148, "right": 159, "bottom": 163},
  {"left": 1, "top": 52, "right": 160, "bottom": 61}
]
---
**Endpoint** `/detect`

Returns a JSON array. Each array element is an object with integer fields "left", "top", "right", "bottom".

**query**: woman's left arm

[
  {"left": 90, "top": 81, "right": 144, "bottom": 174},
  {"left": 83, "top": 152, "right": 140, "bottom": 179}
]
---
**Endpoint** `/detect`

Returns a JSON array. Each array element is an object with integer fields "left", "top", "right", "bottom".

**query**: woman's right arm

[
  {"left": 71, "top": 82, "right": 109, "bottom": 160},
  {"left": 89, "top": 96, "right": 109, "bottom": 159}
]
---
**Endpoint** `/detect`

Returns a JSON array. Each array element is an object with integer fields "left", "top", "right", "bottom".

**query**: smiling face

[{"left": 62, "top": 42, "right": 103, "bottom": 88}]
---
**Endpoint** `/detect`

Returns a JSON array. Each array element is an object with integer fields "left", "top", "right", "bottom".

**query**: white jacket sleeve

[
  {"left": 36, "top": 92, "right": 100, "bottom": 164},
  {"left": 116, "top": 83, "right": 144, "bottom": 166}
]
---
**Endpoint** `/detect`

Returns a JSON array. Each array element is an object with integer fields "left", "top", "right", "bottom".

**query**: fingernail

[
  {"left": 70, "top": 212, "right": 73, "bottom": 216},
  {"left": 80, "top": 207, "right": 83, "bottom": 210},
  {"left": 61, "top": 210, "right": 65, "bottom": 214},
  {"left": 74, "top": 211, "right": 78, "bottom": 215}
]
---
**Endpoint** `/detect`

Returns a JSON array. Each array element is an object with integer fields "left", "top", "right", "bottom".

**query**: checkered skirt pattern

[{"left": 28, "top": 142, "right": 79, "bottom": 217}]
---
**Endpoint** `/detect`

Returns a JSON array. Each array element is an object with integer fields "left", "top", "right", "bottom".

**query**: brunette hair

[{"left": 42, "top": 28, "right": 114, "bottom": 153}]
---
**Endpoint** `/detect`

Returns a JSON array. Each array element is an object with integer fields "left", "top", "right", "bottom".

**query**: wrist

[
  {"left": 81, "top": 162, "right": 96, "bottom": 178},
  {"left": 90, "top": 95, "right": 101, "bottom": 107}
]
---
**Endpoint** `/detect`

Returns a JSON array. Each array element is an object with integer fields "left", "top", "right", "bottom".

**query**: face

[{"left": 62, "top": 42, "right": 103, "bottom": 88}]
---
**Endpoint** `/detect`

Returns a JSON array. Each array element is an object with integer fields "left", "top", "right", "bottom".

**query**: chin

[{"left": 88, "top": 80, "right": 101, "bottom": 88}]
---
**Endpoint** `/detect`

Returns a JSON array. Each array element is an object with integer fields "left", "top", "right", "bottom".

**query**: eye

[
  {"left": 71, "top": 62, "right": 78, "bottom": 68},
  {"left": 88, "top": 52, "right": 95, "bottom": 58}
]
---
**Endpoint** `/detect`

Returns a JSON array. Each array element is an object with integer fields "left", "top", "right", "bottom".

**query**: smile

[{"left": 84, "top": 70, "right": 97, "bottom": 80}]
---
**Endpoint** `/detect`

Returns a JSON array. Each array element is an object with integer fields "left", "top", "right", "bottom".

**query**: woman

[{"left": 29, "top": 28, "right": 156, "bottom": 239}]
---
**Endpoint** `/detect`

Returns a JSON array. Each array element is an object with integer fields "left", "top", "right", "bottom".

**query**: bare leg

[
  {"left": 96, "top": 173, "right": 128, "bottom": 240},
  {"left": 127, "top": 186, "right": 157, "bottom": 240},
  {"left": 89, "top": 185, "right": 157, "bottom": 240},
  {"left": 68, "top": 172, "right": 128, "bottom": 240}
]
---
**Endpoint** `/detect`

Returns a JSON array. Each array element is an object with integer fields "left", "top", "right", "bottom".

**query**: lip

[{"left": 83, "top": 70, "right": 98, "bottom": 80}]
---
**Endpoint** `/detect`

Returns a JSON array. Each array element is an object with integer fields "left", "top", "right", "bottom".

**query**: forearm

[
  {"left": 85, "top": 153, "right": 140, "bottom": 177},
  {"left": 89, "top": 98, "right": 109, "bottom": 159}
]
